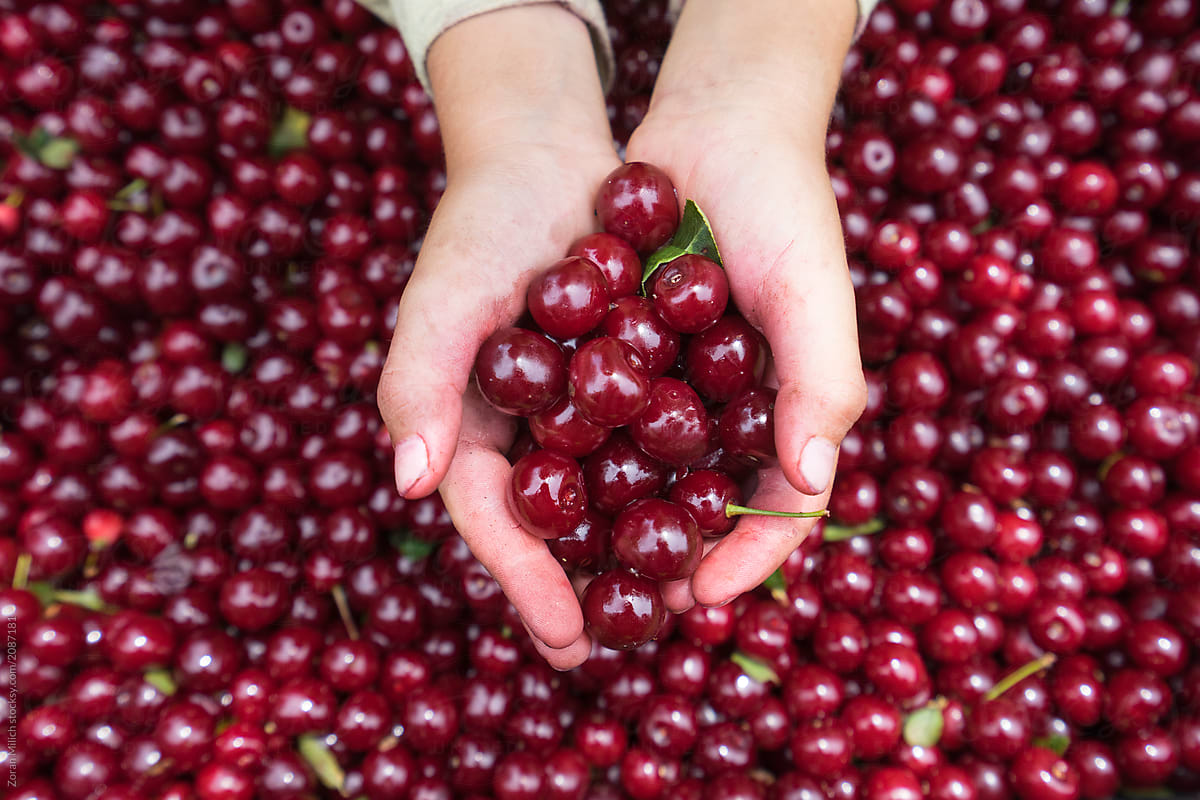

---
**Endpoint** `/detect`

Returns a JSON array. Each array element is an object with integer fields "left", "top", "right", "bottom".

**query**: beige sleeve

[
  {"left": 353, "top": 0, "right": 881, "bottom": 96},
  {"left": 352, "top": 0, "right": 613, "bottom": 94}
]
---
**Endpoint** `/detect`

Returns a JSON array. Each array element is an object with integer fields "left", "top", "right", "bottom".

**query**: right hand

[{"left": 375, "top": 5, "right": 619, "bottom": 669}]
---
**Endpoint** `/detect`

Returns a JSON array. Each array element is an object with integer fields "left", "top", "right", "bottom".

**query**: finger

[
  {"left": 661, "top": 577, "right": 695, "bottom": 614},
  {"left": 690, "top": 467, "right": 832, "bottom": 607},
  {"left": 377, "top": 242, "right": 509, "bottom": 498},
  {"left": 753, "top": 241, "right": 867, "bottom": 497},
  {"left": 528, "top": 568, "right": 593, "bottom": 671},
  {"left": 438, "top": 392, "right": 584, "bottom": 650},
  {"left": 661, "top": 539, "right": 719, "bottom": 613},
  {"left": 525, "top": 621, "right": 593, "bottom": 671}
]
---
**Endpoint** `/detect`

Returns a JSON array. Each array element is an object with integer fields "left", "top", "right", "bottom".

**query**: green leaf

[
  {"left": 730, "top": 652, "right": 780, "bottom": 685},
  {"left": 298, "top": 734, "right": 345, "bottom": 791},
  {"left": 394, "top": 535, "right": 437, "bottom": 561},
  {"left": 144, "top": 669, "right": 178, "bottom": 695},
  {"left": 762, "top": 568, "right": 786, "bottom": 594},
  {"left": 12, "top": 553, "right": 31, "bottom": 590},
  {"left": 822, "top": 517, "right": 885, "bottom": 542},
  {"left": 38, "top": 137, "right": 79, "bottom": 169},
  {"left": 221, "top": 343, "right": 248, "bottom": 374},
  {"left": 52, "top": 588, "right": 111, "bottom": 612},
  {"left": 641, "top": 199, "right": 722, "bottom": 288},
  {"left": 269, "top": 107, "right": 312, "bottom": 158},
  {"left": 903, "top": 704, "right": 944, "bottom": 748},
  {"left": 1033, "top": 734, "right": 1070, "bottom": 757},
  {"left": 27, "top": 581, "right": 54, "bottom": 607},
  {"left": 114, "top": 178, "right": 148, "bottom": 201},
  {"left": 12, "top": 128, "right": 48, "bottom": 158}
]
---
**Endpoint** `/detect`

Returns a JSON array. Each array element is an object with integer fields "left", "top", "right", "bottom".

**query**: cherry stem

[
  {"left": 83, "top": 550, "right": 101, "bottom": 579},
  {"left": 822, "top": 518, "right": 885, "bottom": 542},
  {"left": 725, "top": 503, "right": 829, "bottom": 520},
  {"left": 12, "top": 553, "right": 30, "bottom": 590},
  {"left": 3, "top": 189, "right": 24, "bottom": 208},
  {"left": 984, "top": 653, "right": 1057, "bottom": 702},
  {"left": 331, "top": 585, "right": 359, "bottom": 641}
]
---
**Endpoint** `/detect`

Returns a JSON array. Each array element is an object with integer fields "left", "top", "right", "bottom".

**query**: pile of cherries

[
  {"left": 2, "top": 0, "right": 1200, "bottom": 799},
  {"left": 475, "top": 161, "right": 799, "bottom": 651}
]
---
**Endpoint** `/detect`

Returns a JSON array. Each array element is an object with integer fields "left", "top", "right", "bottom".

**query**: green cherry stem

[
  {"left": 984, "top": 653, "right": 1057, "bottom": 702},
  {"left": 331, "top": 585, "right": 360, "bottom": 641},
  {"left": 725, "top": 503, "right": 830, "bottom": 520},
  {"left": 822, "top": 517, "right": 886, "bottom": 541}
]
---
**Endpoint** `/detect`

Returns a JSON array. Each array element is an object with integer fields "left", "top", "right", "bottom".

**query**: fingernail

[
  {"left": 393, "top": 435, "right": 429, "bottom": 496},
  {"left": 799, "top": 437, "right": 837, "bottom": 495},
  {"left": 711, "top": 596, "right": 735, "bottom": 608}
]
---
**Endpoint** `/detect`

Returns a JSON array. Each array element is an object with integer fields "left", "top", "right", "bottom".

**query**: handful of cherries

[{"left": 473, "top": 162, "right": 823, "bottom": 650}]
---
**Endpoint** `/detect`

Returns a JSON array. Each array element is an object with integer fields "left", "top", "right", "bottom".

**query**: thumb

[
  {"left": 758, "top": 258, "right": 867, "bottom": 497},
  {"left": 377, "top": 248, "right": 504, "bottom": 499}
]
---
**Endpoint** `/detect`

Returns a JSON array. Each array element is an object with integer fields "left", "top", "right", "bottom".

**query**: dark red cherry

[
  {"left": 685, "top": 316, "right": 767, "bottom": 402},
  {"left": 474, "top": 327, "right": 566, "bottom": 416},
  {"left": 218, "top": 567, "right": 287, "bottom": 632},
  {"left": 528, "top": 396, "right": 610, "bottom": 458},
  {"left": 719, "top": 387, "right": 777, "bottom": 462},
  {"left": 527, "top": 256, "right": 610, "bottom": 339},
  {"left": 667, "top": 469, "right": 742, "bottom": 537},
  {"left": 546, "top": 509, "right": 612, "bottom": 572},
  {"left": 599, "top": 296, "right": 680, "bottom": 376},
  {"left": 594, "top": 162, "right": 679, "bottom": 254},
  {"left": 567, "top": 232, "right": 641, "bottom": 298},
  {"left": 612, "top": 498, "right": 701, "bottom": 581},
  {"left": 651, "top": 254, "right": 728, "bottom": 334},
  {"left": 630, "top": 377, "right": 709, "bottom": 465},
  {"left": 567, "top": 337, "right": 651, "bottom": 427},
  {"left": 582, "top": 568, "right": 666, "bottom": 650},
  {"left": 508, "top": 449, "right": 587, "bottom": 539}
]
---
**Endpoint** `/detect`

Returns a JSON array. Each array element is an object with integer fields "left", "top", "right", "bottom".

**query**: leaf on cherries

[
  {"left": 222, "top": 343, "right": 249, "bottom": 374},
  {"left": 14, "top": 127, "right": 80, "bottom": 170},
  {"left": 902, "top": 703, "right": 944, "bottom": 748},
  {"left": 269, "top": 107, "right": 312, "bottom": 159},
  {"left": 1033, "top": 733, "right": 1070, "bottom": 757},
  {"left": 39, "top": 137, "right": 80, "bottom": 169},
  {"left": 144, "top": 669, "right": 178, "bottom": 695},
  {"left": 299, "top": 734, "right": 346, "bottom": 791},
  {"left": 641, "top": 199, "right": 723, "bottom": 289},
  {"left": 763, "top": 568, "right": 786, "bottom": 594},
  {"left": 393, "top": 534, "right": 437, "bottom": 561},
  {"left": 730, "top": 651, "right": 780, "bottom": 685},
  {"left": 52, "top": 588, "right": 114, "bottom": 612},
  {"left": 27, "top": 581, "right": 54, "bottom": 607}
]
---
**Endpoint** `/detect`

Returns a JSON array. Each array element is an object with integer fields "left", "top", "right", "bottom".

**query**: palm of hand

[
  {"left": 626, "top": 119, "right": 863, "bottom": 609},
  {"left": 377, "top": 142, "right": 622, "bottom": 669}
]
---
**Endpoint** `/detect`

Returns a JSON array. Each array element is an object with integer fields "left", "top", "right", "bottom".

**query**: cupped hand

[
  {"left": 377, "top": 135, "right": 621, "bottom": 668},
  {"left": 627, "top": 106, "right": 868, "bottom": 611}
]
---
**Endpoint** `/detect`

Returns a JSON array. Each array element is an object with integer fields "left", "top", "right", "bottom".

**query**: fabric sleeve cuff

[{"left": 353, "top": 0, "right": 613, "bottom": 96}]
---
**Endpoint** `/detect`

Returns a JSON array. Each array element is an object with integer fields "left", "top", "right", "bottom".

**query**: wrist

[
  {"left": 646, "top": 0, "right": 856, "bottom": 154},
  {"left": 427, "top": 4, "right": 611, "bottom": 168}
]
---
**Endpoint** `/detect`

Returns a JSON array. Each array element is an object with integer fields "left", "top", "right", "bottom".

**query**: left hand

[{"left": 626, "top": 101, "right": 867, "bottom": 612}]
